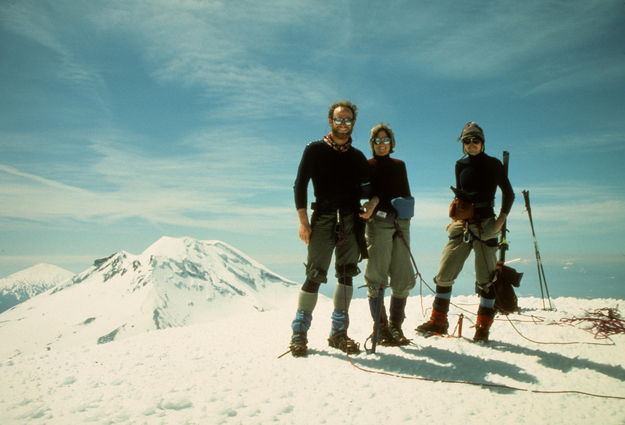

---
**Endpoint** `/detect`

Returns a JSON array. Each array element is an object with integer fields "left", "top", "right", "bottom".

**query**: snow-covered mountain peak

[
  {"left": 143, "top": 235, "right": 202, "bottom": 260},
  {"left": 0, "top": 236, "right": 297, "bottom": 354},
  {"left": 141, "top": 236, "right": 291, "bottom": 291},
  {"left": 0, "top": 263, "right": 74, "bottom": 289},
  {"left": 144, "top": 236, "right": 258, "bottom": 267},
  {"left": 0, "top": 263, "right": 74, "bottom": 312},
  {"left": 143, "top": 236, "right": 237, "bottom": 267}
]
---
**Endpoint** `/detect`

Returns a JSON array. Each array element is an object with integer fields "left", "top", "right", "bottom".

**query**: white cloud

[
  {"left": 408, "top": 185, "right": 625, "bottom": 241},
  {"left": 505, "top": 185, "right": 625, "bottom": 238},
  {"left": 377, "top": 0, "right": 625, "bottom": 88},
  {"left": 87, "top": 0, "right": 337, "bottom": 119},
  {"left": 87, "top": 126, "right": 295, "bottom": 194},
  {"left": 524, "top": 58, "right": 625, "bottom": 96},
  {"left": 0, "top": 124, "right": 297, "bottom": 234},
  {"left": 532, "top": 132, "right": 625, "bottom": 152},
  {"left": 0, "top": 165, "right": 89, "bottom": 194},
  {"left": 6, "top": 148, "right": 622, "bottom": 241},
  {"left": 0, "top": 0, "right": 109, "bottom": 113}
]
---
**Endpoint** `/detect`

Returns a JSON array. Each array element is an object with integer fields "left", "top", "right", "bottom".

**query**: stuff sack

[
  {"left": 493, "top": 265, "right": 523, "bottom": 314},
  {"left": 391, "top": 196, "right": 415, "bottom": 219}
]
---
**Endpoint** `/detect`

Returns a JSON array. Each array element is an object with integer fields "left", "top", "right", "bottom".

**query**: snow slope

[
  {"left": 1, "top": 294, "right": 624, "bottom": 425},
  {"left": 0, "top": 263, "right": 74, "bottom": 313}
]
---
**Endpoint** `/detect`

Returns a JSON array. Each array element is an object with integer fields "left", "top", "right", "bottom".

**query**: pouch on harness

[
  {"left": 372, "top": 196, "right": 415, "bottom": 224},
  {"left": 448, "top": 187, "right": 494, "bottom": 221},
  {"left": 448, "top": 187, "right": 474, "bottom": 221}
]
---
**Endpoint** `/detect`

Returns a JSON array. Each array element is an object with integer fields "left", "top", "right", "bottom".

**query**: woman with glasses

[
  {"left": 360, "top": 123, "right": 415, "bottom": 347},
  {"left": 416, "top": 122, "right": 515, "bottom": 342}
]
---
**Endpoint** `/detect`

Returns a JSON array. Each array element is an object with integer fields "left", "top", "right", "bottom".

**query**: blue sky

[{"left": 1, "top": 0, "right": 624, "bottom": 297}]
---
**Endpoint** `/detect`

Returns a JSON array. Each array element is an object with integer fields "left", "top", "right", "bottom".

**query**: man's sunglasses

[{"left": 332, "top": 117, "right": 354, "bottom": 126}]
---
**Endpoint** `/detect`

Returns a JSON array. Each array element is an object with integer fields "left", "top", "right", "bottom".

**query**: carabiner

[{"left": 463, "top": 228, "right": 472, "bottom": 243}]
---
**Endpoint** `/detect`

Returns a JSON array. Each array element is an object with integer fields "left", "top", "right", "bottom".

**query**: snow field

[{"left": 1, "top": 295, "right": 624, "bottom": 425}]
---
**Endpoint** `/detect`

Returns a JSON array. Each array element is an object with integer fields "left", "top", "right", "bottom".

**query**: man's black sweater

[{"left": 294, "top": 140, "right": 370, "bottom": 213}]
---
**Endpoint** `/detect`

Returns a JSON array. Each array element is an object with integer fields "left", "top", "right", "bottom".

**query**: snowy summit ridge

[
  {"left": 0, "top": 236, "right": 297, "bottom": 356},
  {"left": 60, "top": 236, "right": 292, "bottom": 301}
]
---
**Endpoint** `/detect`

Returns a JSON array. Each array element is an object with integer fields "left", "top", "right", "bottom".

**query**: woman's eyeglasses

[
  {"left": 462, "top": 137, "right": 482, "bottom": 145},
  {"left": 373, "top": 137, "right": 392, "bottom": 145}
]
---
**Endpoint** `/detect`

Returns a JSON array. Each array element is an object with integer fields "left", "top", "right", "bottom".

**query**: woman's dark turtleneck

[{"left": 369, "top": 155, "right": 411, "bottom": 213}]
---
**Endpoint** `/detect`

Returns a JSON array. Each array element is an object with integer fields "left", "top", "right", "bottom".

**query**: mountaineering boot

[
  {"left": 328, "top": 332, "right": 361, "bottom": 354},
  {"left": 473, "top": 314, "right": 494, "bottom": 342},
  {"left": 387, "top": 297, "right": 410, "bottom": 345},
  {"left": 474, "top": 293, "right": 496, "bottom": 343},
  {"left": 290, "top": 309, "right": 312, "bottom": 357},
  {"left": 376, "top": 323, "right": 395, "bottom": 346},
  {"left": 417, "top": 285, "right": 452, "bottom": 336},
  {"left": 388, "top": 321, "right": 410, "bottom": 346},
  {"left": 328, "top": 309, "right": 360, "bottom": 354},
  {"left": 290, "top": 334, "right": 308, "bottom": 357},
  {"left": 416, "top": 310, "right": 449, "bottom": 335}
]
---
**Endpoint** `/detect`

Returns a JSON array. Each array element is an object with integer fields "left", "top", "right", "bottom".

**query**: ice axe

[{"left": 493, "top": 151, "right": 523, "bottom": 314}]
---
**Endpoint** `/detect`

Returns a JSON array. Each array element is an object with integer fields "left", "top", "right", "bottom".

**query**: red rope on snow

[
  {"left": 559, "top": 307, "right": 625, "bottom": 339},
  {"left": 504, "top": 315, "right": 615, "bottom": 346}
]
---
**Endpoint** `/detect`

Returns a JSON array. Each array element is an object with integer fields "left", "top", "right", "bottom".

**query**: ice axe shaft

[
  {"left": 369, "top": 286, "right": 385, "bottom": 354},
  {"left": 522, "top": 190, "right": 553, "bottom": 310}
]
